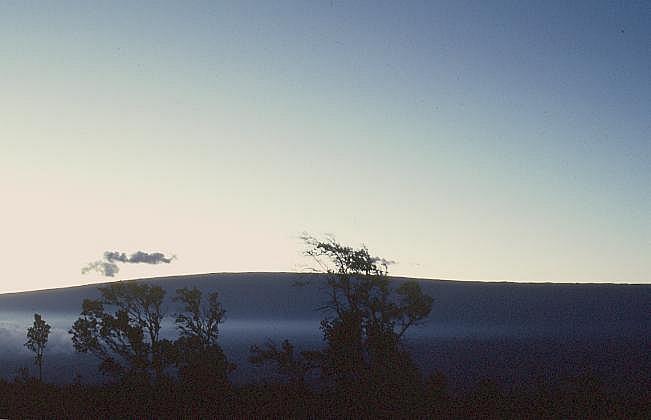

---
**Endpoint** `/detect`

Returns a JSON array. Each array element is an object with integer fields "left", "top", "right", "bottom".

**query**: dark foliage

[
  {"left": 69, "top": 281, "right": 170, "bottom": 382},
  {"left": 251, "top": 236, "right": 433, "bottom": 414},
  {"left": 0, "top": 372, "right": 648, "bottom": 419},
  {"left": 170, "top": 287, "right": 235, "bottom": 416}
]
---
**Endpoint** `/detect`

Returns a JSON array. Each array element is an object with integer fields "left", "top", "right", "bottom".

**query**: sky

[{"left": 0, "top": 0, "right": 649, "bottom": 293}]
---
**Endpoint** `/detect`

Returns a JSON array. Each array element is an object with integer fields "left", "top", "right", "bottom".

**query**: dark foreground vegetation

[
  {"left": 0, "top": 237, "right": 648, "bottom": 418},
  {"left": 1, "top": 372, "right": 648, "bottom": 418}
]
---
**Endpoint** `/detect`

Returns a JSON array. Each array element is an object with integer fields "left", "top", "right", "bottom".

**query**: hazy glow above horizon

[{"left": 1, "top": 1, "right": 649, "bottom": 293}]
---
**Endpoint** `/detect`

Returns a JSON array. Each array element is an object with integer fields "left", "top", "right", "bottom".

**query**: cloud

[
  {"left": 103, "top": 251, "right": 129, "bottom": 263},
  {"left": 111, "top": 251, "right": 174, "bottom": 264},
  {"left": 82, "top": 251, "right": 176, "bottom": 277},
  {"left": 81, "top": 261, "right": 120, "bottom": 277}
]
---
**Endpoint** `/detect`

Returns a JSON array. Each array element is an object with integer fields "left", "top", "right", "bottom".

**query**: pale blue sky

[{"left": 1, "top": 1, "right": 649, "bottom": 292}]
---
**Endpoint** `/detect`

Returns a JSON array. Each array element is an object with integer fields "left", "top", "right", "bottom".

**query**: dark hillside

[{"left": 1, "top": 273, "right": 648, "bottom": 393}]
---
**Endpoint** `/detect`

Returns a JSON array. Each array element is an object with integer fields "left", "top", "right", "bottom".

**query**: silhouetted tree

[
  {"left": 174, "top": 287, "right": 225, "bottom": 348},
  {"left": 69, "top": 281, "right": 171, "bottom": 383},
  {"left": 305, "top": 235, "right": 431, "bottom": 380},
  {"left": 252, "top": 235, "right": 434, "bottom": 413},
  {"left": 171, "top": 287, "right": 234, "bottom": 413},
  {"left": 25, "top": 313, "right": 51, "bottom": 381}
]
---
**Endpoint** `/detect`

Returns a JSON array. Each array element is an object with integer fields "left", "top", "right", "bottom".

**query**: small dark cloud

[
  {"left": 82, "top": 251, "right": 176, "bottom": 277},
  {"left": 103, "top": 251, "right": 173, "bottom": 264},
  {"left": 124, "top": 251, "right": 174, "bottom": 264},
  {"left": 81, "top": 261, "right": 120, "bottom": 277},
  {"left": 103, "top": 251, "right": 128, "bottom": 263}
]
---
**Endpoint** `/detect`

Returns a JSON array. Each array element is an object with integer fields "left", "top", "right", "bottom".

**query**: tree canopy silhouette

[
  {"left": 251, "top": 235, "right": 434, "bottom": 413},
  {"left": 69, "top": 281, "right": 170, "bottom": 383},
  {"left": 172, "top": 287, "right": 234, "bottom": 396},
  {"left": 25, "top": 313, "right": 51, "bottom": 382}
]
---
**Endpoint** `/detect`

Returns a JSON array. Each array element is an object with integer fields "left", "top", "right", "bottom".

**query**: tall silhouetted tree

[
  {"left": 302, "top": 235, "right": 433, "bottom": 411},
  {"left": 25, "top": 313, "right": 51, "bottom": 381},
  {"left": 172, "top": 287, "right": 234, "bottom": 412},
  {"left": 251, "top": 235, "right": 434, "bottom": 413},
  {"left": 69, "top": 281, "right": 171, "bottom": 383}
]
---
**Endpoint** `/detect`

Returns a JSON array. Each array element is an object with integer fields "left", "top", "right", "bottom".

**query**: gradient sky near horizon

[{"left": 1, "top": 0, "right": 649, "bottom": 293}]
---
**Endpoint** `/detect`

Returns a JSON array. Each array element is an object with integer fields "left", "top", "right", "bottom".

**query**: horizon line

[{"left": 1, "top": 270, "right": 648, "bottom": 296}]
